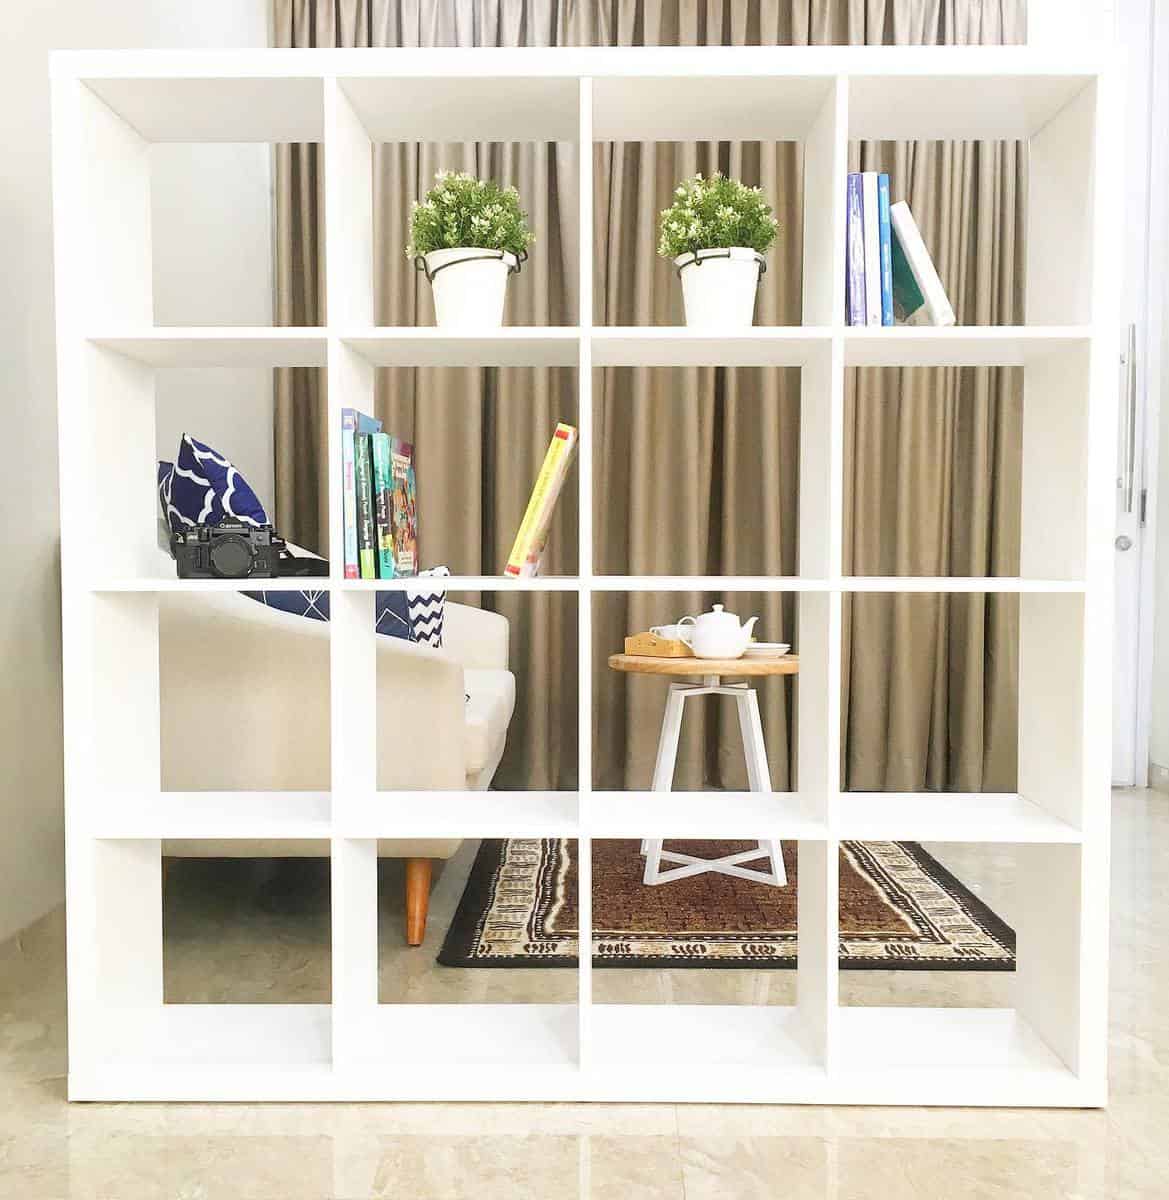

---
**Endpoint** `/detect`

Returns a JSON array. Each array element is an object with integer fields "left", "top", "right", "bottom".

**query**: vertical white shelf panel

[
  {"left": 576, "top": 75, "right": 594, "bottom": 1066},
  {"left": 50, "top": 48, "right": 1115, "bottom": 1105}
]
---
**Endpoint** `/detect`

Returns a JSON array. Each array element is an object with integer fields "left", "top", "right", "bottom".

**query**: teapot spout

[{"left": 741, "top": 616, "right": 759, "bottom": 640}]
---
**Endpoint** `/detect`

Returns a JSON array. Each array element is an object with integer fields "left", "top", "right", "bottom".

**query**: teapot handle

[{"left": 677, "top": 615, "right": 696, "bottom": 646}]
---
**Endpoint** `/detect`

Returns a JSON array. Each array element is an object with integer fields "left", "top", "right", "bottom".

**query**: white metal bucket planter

[
  {"left": 673, "top": 247, "right": 766, "bottom": 329},
  {"left": 416, "top": 247, "right": 524, "bottom": 329}
]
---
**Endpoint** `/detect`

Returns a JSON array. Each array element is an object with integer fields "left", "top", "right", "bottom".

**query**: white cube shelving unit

[{"left": 51, "top": 47, "right": 1117, "bottom": 1104}]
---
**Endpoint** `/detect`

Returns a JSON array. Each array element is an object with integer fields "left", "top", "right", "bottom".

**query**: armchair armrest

[
  {"left": 376, "top": 636, "right": 468, "bottom": 789},
  {"left": 441, "top": 602, "right": 509, "bottom": 671}
]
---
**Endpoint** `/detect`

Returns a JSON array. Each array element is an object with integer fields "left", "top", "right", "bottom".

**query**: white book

[
  {"left": 889, "top": 200, "right": 956, "bottom": 327},
  {"left": 861, "top": 172, "right": 882, "bottom": 327}
]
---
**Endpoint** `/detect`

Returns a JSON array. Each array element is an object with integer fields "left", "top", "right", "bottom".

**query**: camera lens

[{"left": 209, "top": 535, "right": 253, "bottom": 578}]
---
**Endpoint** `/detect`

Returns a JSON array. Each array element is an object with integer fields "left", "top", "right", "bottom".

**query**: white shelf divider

[{"left": 576, "top": 74, "right": 595, "bottom": 1069}]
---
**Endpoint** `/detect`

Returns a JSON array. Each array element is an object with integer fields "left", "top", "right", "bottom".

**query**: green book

[
  {"left": 890, "top": 222, "right": 926, "bottom": 322},
  {"left": 354, "top": 433, "right": 377, "bottom": 581},
  {"left": 371, "top": 432, "right": 396, "bottom": 579}
]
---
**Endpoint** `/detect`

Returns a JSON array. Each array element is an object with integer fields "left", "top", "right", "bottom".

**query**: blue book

[
  {"left": 845, "top": 173, "right": 866, "bottom": 326},
  {"left": 877, "top": 173, "right": 894, "bottom": 326}
]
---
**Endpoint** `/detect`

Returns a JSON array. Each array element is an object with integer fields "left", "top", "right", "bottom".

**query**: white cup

[{"left": 651, "top": 617, "right": 695, "bottom": 641}]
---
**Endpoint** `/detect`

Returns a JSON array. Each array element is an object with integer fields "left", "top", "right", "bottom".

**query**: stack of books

[
  {"left": 845, "top": 172, "right": 955, "bottom": 327},
  {"left": 504, "top": 422, "right": 578, "bottom": 577},
  {"left": 342, "top": 408, "right": 417, "bottom": 580}
]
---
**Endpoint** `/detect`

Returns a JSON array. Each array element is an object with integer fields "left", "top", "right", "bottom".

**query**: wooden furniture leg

[{"left": 405, "top": 857, "right": 433, "bottom": 946}]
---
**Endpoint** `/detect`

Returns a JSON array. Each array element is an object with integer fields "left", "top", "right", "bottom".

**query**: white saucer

[{"left": 744, "top": 642, "right": 790, "bottom": 657}]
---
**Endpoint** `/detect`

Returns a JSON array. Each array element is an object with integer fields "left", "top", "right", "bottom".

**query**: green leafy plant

[
  {"left": 657, "top": 172, "right": 779, "bottom": 259},
  {"left": 407, "top": 170, "right": 535, "bottom": 259}
]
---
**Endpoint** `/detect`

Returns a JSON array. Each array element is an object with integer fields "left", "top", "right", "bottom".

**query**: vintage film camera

[{"left": 171, "top": 522, "right": 326, "bottom": 579}]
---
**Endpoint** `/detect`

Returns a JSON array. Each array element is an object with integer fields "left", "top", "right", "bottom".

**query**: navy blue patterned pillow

[
  {"left": 375, "top": 591, "right": 412, "bottom": 640},
  {"left": 242, "top": 588, "right": 330, "bottom": 622},
  {"left": 170, "top": 433, "right": 268, "bottom": 529},
  {"left": 157, "top": 461, "right": 177, "bottom": 529},
  {"left": 241, "top": 568, "right": 449, "bottom": 646}
]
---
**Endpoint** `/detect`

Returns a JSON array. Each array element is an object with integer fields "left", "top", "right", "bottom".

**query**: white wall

[{"left": 0, "top": 0, "right": 270, "bottom": 943}]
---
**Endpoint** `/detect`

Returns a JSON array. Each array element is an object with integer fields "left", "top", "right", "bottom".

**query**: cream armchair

[{"left": 157, "top": 554, "right": 515, "bottom": 945}]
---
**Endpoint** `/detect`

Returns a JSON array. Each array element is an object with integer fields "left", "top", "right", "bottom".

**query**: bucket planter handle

[
  {"left": 674, "top": 247, "right": 767, "bottom": 280},
  {"left": 413, "top": 247, "right": 527, "bottom": 284}
]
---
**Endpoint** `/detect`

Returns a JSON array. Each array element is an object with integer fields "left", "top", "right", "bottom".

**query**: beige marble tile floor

[{"left": 0, "top": 789, "right": 1165, "bottom": 1198}]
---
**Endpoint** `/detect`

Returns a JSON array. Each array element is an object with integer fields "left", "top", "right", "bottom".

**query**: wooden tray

[{"left": 623, "top": 631, "right": 694, "bottom": 658}]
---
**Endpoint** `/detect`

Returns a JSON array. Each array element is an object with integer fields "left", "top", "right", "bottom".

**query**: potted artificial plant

[
  {"left": 408, "top": 170, "right": 534, "bottom": 329},
  {"left": 658, "top": 172, "right": 779, "bottom": 329}
]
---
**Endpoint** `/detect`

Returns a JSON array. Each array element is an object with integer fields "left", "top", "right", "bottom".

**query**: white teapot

[{"left": 678, "top": 604, "right": 759, "bottom": 659}]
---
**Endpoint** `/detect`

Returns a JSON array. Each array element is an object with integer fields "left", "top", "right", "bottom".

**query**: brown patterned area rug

[{"left": 438, "top": 839, "right": 1015, "bottom": 970}]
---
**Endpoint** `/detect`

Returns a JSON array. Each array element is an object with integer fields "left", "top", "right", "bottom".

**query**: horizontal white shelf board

[
  {"left": 593, "top": 75, "right": 834, "bottom": 141},
  {"left": 87, "top": 576, "right": 324, "bottom": 593},
  {"left": 83, "top": 75, "right": 324, "bottom": 143},
  {"left": 83, "top": 576, "right": 1087, "bottom": 595},
  {"left": 590, "top": 1005, "right": 822, "bottom": 1071},
  {"left": 593, "top": 576, "right": 1084, "bottom": 593},
  {"left": 90, "top": 792, "right": 332, "bottom": 840},
  {"left": 342, "top": 328, "right": 579, "bottom": 367},
  {"left": 848, "top": 72, "right": 1094, "bottom": 140},
  {"left": 840, "top": 577, "right": 1086, "bottom": 592},
  {"left": 81, "top": 326, "right": 1094, "bottom": 370},
  {"left": 837, "top": 1007, "right": 1069, "bottom": 1075},
  {"left": 54, "top": 45, "right": 1106, "bottom": 83},
  {"left": 832, "top": 792, "right": 1081, "bottom": 843},
  {"left": 356, "top": 1004, "right": 578, "bottom": 1068},
  {"left": 341, "top": 76, "right": 580, "bottom": 143},
  {"left": 592, "top": 327, "right": 831, "bottom": 367},
  {"left": 592, "top": 576, "right": 828, "bottom": 591},
  {"left": 96, "top": 1004, "right": 332, "bottom": 1069},
  {"left": 585, "top": 792, "right": 823, "bottom": 840},
  {"left": 844, "top": 326, "right": 1092, "bottom": 367},
  {"left": 338, "top": 791, "right": 579, "bottom": 838},
  {"left": 53, "top": 48, "right": 1105, "bottom": 150},
  {"left": 340, "top": 575, "right": 580, "bottom": 591},
  {"left": 88, "top": 329, "right": 327, "bottom": 367}
]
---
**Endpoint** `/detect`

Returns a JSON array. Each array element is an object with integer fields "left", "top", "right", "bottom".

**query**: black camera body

[{"left": 172, "top": 522, "right": 285, "bottom": 580}]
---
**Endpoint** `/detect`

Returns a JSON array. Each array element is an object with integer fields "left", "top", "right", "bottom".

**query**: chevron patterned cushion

[{"left": 404, "top": 566, "right": 450, "bottom": 647}]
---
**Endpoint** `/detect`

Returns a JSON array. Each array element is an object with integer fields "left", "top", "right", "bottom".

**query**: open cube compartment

[{"left": 591, "top": 74, "right": 843, "bottom": 329}]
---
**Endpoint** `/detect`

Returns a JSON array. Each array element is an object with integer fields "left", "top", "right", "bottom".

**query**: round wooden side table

[{"left": 607, "top": 653, "right": 800, "bottom": 888}]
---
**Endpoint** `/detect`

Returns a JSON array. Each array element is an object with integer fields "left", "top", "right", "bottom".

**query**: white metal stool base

[{"left": 641, "top": 677, "right": 787, "bottom": 888}]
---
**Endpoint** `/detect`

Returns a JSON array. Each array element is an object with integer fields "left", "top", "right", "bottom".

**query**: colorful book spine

[
  {"left": 504, "top": 423, "right": 579, "bottom": 578},
  {"left": 861, "top": 172, "right": 882, "bottom": 328},
  {"left": 341, "top": 408, "right": 382, "bottom": 579},
  {"left": 389, "top": 438, "right": 418, "bottom": 576},
  {"left": 845, "top": 173, "right": 866, "bottom": 326},
  {"left": 889, "top": 201, "right": 956, "bottom": 327},
  {"left": 371, "top": 432, "right": 396, "bottom": 579},
  {"left": 877, "top": 173, "right": 894, "bottom": 327},
  {"left": 354, "top": 433, "right": 377, "bottom": 581},
  {"left": 341, "top": 410, "right": 359, "bottom": 579}
]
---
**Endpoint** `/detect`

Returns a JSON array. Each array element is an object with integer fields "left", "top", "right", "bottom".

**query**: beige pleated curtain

[{"left": 273, "top": 0, "right": 1025, "bottom": 793}]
